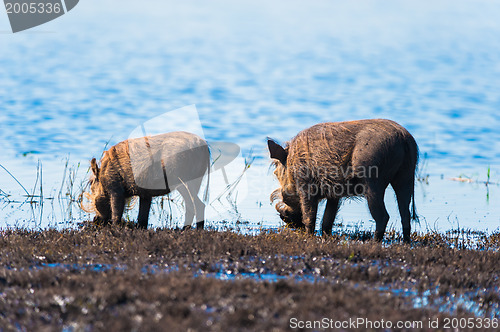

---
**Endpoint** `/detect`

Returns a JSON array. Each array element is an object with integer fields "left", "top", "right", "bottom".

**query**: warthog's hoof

[
  {"left": 92, "top": 216, "right": 110, "bottom": 227},
  {"left": 374, "top": 231, "right": 384, "bottom": 242}
]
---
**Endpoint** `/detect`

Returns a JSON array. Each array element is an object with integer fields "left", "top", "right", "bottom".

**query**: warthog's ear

[
  {"left": 90, "top": 158, "right": 100, "bottom": 179},
  {"left": 267, "top": 139, "right": 287, "bottom": 165}
]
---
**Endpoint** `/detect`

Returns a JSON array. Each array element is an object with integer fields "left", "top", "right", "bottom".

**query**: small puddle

[
  {"left": 41, "top": 263, "right": 124, "bottom": 272},
  {"left": 379, "top": 286, "right": 499, "bottom": 319}
]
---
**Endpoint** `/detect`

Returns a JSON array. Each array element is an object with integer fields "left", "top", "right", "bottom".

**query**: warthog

[
  {"left": 84, "top": 131, "right": 210, "bottom": 229},
  {"left": 268, "top": 119, "right": 418, "bottom": 242}
]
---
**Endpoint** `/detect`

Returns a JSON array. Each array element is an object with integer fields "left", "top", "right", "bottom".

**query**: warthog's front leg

[
  {"left": 138, "top": 196, "right": 152, "bottom": 229},
  {"left": 298, "top": 184, "right": 319, "bottom": 234},
  {"left": 110, "top": 193, "right": 126, "bottom": 225}
]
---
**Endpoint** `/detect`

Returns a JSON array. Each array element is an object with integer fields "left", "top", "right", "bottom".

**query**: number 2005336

[
  {"left": 443, "top": 317, "right": 498, "bottom": 329},
  {"left": 5, "top": 2, "right": 62, "bottom": 14}
]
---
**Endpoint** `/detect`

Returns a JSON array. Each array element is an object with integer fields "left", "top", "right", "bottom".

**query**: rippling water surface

[{"left": 1, "top": 0, "right": 499, "bottom": 232}]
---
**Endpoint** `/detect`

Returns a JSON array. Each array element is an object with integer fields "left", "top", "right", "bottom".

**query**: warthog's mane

[
  {"left": 80, "top": 173, "right": 98, "bottom": 213},
  {"left": 80, "top": 146, "right": 123, "bottom": 215},
  {"left": 271, "top": 159, "right": 295, "bottom": 191},
  {"left": 81, "top": 171, "right": 137, "bottom": 214},
  {"left": 269, "top": 141, "right": 299, "bottom": 204},
  {"left": 271, "top": 126, "right": 358, "bottom": 192}
]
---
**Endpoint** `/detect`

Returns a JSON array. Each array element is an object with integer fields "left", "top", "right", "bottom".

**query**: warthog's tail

[
  {"left": 203, "top": 153, "right": 210, "bottom": 203},
  {"left": 410, "top": 188, "right": 418, "bottom": 223},
  {"left": 408, "top": 134, "right": 419, "bottom": 223}
]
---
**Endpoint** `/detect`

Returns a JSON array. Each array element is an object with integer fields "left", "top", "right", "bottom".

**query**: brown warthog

[
  {"left": 268, "top": 119, "right": 418, "bottom": 242},
  {"left": 84, "top": 131, "right": 210, "bottom": 229}
]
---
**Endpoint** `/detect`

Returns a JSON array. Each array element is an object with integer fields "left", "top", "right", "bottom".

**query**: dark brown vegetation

[
  {"left": 268, "top": 119, "right": 418, "bottom": 243},
  {"left": 1, "top": 227, "right": 499, "bottom": 331}
]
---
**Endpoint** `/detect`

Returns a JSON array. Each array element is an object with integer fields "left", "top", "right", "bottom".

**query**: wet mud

[{"left": 1, "top": 227, "right": 499, "bottom": 331}]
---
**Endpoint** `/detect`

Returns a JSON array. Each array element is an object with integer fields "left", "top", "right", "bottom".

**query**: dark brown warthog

[
  {"left": 268, "top": 119, "right": 418, "bottom": 242},
  {"left": 84, "top": 131, "right": 210, "bottom": 229}
]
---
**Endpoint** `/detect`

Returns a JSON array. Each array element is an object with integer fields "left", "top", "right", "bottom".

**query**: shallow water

[
  {"left": 1, "top": 0, "right": 499, "bottom": 232},
  {"left": 22, "top": 260, "right": 499, "bottom": 318}
]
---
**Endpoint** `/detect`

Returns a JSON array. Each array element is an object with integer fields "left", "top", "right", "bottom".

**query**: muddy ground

[{"left": 1, "top": 226, "right": 499, "bottom": 331}]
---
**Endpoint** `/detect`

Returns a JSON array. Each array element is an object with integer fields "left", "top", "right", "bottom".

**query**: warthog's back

[
  {"left": 124, "top": 131, "right": 209, "bottom": 191},
  {"left": 287, "top": 119, "right": 417, "bottom": 186}
]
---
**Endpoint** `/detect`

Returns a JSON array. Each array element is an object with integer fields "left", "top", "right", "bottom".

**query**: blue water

[{"left": 1, "top": 0, "right": 499, "bottom": 231}]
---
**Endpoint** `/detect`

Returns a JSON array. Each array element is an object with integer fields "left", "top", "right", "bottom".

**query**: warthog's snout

[{"left": 271, "top": 188, "right": 303, "bottom": 229}]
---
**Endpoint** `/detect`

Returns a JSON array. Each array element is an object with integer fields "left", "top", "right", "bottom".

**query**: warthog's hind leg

[
  {"left": 194, "top": 196, "right": 205, "bottom": 230},
  {"left": 178, "top": 185, "right": 196, "bottom": 230},
  {"left": 180, "top": 177, "right": 205, "bottom": 231},
  {"left": 321, "top": 198, "right": 340, "bottom": 237},
  {"left": 366, "top": 185, "right": 389, "bottom": 242},
  {"left": 392, "top": 180, "right": 412, "bottom": 243}
]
